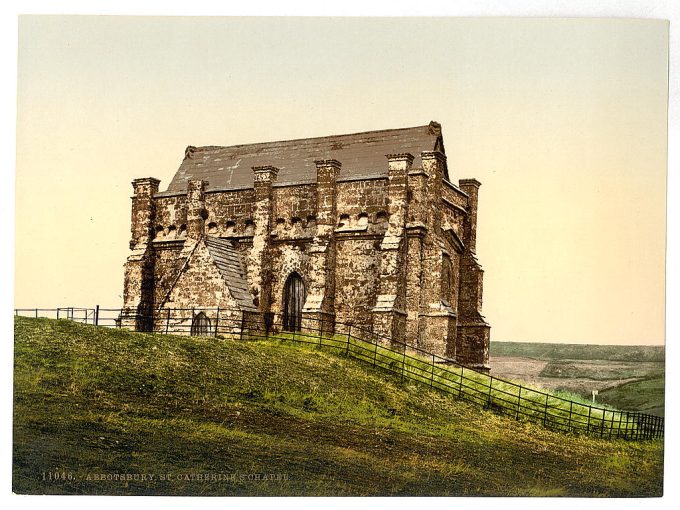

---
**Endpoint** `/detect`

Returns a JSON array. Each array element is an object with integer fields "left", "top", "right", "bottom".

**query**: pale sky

[{"left": 14, "top": 16, "right": 668, "bottom": 345}]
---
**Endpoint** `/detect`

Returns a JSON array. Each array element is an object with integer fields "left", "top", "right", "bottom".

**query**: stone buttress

[
  {"left": 455, "top": 179, "right": 491, "bottom": 369},
  {"left": 248, "top": 166, "right": 278, "bottom": 311},
  {"left": 416, "top": 151, "right": 458, "bottom": 358},
  {"left": 122, "top": 177, "right": 160, "bottom": 330},
  {"left": 302, "top": 159, "right": 340, "bottom": 336},
  {"left": 371, "top": 153, "right": 413, "bottom": 347}
]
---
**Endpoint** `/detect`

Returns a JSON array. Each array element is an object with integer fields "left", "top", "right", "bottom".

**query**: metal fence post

[
  {"left": 587, "top": 405, "right": 592, "bottom": 433},
  {"left": 431, "top": 354, "right": 435, "bottom": 387},
  {"left": 214, "top": 307, "right": 220, "bottom": 338},
  {"left": 516, "top": 386, "right": 522, "bottom": 420},
  {"left": 401, "top": 349, "right": 406, "bottom": 380},
  {"left": 95, "top": 305, "right": 100, "bottom": 326},
  {"left": 567, "top": 400, "right": 572, "bottom": 431},
  {"left": 487, "top": 376, "right": 493, "bottom": 405},
  {"left": 543, "top": 393, "right": 549, "bottom": 427},
  {"left": 373, "top": 342, "right": 378, "bottom": 367},
  {"left": 346, "top": 324, "right": 352, "bottom": 356}
]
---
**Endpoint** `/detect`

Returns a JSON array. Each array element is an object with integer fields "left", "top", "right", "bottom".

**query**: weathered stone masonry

[{"left": 123, "top": 121, "right": 491, "bottom": 368}]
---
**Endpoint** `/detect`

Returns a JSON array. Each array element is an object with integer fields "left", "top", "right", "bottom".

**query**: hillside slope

[{"left": 13, "top": 317, "right": 663, "bottom": 496}]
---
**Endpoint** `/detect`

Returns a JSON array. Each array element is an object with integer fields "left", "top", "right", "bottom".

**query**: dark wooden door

[
  {"left": 191, "top": 312, "right": 211, "bottom": 336},
  {"left": 283, "top": 273, "right": 305, "bottom": 332}
]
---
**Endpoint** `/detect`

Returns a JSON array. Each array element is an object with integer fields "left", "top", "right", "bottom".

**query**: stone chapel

[{"left": 122, "top": 121, "right": 491, "bottom": 369}]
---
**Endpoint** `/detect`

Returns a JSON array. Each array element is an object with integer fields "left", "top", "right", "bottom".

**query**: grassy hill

[{"left": 13, "top": 317, "right": 664, "bottom": 496}]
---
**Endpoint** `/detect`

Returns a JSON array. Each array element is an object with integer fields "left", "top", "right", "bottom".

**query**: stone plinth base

[
  {"left": 301, "top": 310, "right": 336, "bottom": 338},
  {"left": 418, "top": 311, "right": 457, "bottom": 358},
  {"left": 371, "top": 308, "right": 407, "bottom": 349},
  {"left": 455, "top": 323, "right": 491, "bottom": 369}
]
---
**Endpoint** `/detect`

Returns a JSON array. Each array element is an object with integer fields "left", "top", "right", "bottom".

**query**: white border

[{"left": 1, "top": 2, "right": 677, "bottom": 510}]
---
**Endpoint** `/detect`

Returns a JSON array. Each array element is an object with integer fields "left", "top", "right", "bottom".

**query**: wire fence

[{"left": 14, "top": 306, "right": 664, "bottom": 441}]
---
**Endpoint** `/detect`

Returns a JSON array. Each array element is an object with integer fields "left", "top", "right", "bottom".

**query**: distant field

[
  {"left": 490, "top": 341, "right": 665, "bottom": 417},
  {"left": 490, "top": 342, "right": 665, "bottom": 362},
  {"left": 539, "top": 360, "right": 663, "bottom": 382}
]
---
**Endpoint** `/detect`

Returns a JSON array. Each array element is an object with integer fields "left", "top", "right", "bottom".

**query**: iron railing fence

[{"left": 14, "top": 306, "right": 664, "bottom": 441}]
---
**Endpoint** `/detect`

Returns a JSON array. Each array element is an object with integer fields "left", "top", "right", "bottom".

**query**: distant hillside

[
  {"left": 13, "top": 317, "right": 663, "bottom": 496},
  {"left": 490, "top": 341, "right": 665, "bottom": 362}
]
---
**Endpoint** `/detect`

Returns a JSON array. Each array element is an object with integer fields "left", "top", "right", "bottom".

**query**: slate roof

[
  {"left": 162, "top": 122, "right": 446, "bottom": 193},
  {"left": 204, "top": 236, "right": 258, "bottom": 311}
]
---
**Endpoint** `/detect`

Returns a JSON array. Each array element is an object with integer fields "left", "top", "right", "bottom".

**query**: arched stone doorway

[
  {"left": 283, "top": 272, "right": 305, "bottom": 332},
  {"left": 191, "top": 311, "right": 211, "bottom": 336}
]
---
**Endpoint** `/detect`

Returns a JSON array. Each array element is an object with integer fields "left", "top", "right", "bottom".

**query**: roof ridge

[
  {"left": 188, "top": 123, "right": 435, "bottom": 153},
  {"left": 167, "top": 122, "right": 444, "bottom": 192}
]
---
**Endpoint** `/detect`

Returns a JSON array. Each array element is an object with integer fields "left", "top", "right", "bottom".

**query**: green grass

[
  {"left": 13, "top": 317, "right": 664, "bottom": 496},
  {"left": 598, "top": 377, "right": 666, "bottom": 417},
  {"left": 490, "top": 341, "right": 665, "bottom": 362},
  {"left": 252, "top": 328, "right": 654, "bottom": 439}
]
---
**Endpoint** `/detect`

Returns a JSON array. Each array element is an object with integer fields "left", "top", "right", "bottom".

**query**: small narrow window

[
  {"left": 441, "top": 255, "right": 453, "bottom": 304},
  {"left": 244, "top": 219, "right": 255, "bottom": 235}
]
